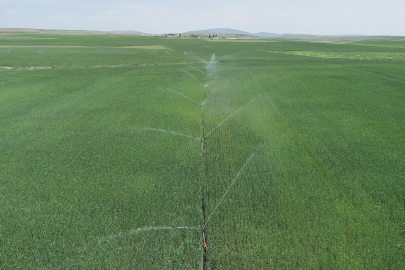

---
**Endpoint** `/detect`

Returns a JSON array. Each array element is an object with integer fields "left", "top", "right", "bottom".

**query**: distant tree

[
  {"left": 208, "top": 34, "right": 211, "bottom": 38},
  {"left": 179, "top": 33, "right": 182, "bottom": 37}
]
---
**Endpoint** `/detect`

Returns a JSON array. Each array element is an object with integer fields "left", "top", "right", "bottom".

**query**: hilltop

[{"left": 184, "top": 28, "right": 286, "bottom": 38}]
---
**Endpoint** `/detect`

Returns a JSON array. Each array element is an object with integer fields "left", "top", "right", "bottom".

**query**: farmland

[{"left": 1, "top": 32, "right": 405, "bottom": 269}]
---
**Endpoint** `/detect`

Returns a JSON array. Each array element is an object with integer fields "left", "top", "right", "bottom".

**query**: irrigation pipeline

[
  {"left": 200, "top": 54, "right": 218, "bottom": 269},
  {"left": 189, "top": 57, "right": 258, "bottom": 269},
  {"left": 201, "top": 84, "right": 208, "bottom": 270},
  {"left": 192, "top": 55, "right": 219, "bottom": 269}
]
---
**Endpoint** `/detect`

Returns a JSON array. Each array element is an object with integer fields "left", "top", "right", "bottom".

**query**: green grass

[{"left": 1, "top": 32, "right": 405, "bottom": 269}]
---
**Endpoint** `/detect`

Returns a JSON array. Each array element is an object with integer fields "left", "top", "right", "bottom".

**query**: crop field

[{"left": 1, "top": 33, "right": 405, "bottom": 269}]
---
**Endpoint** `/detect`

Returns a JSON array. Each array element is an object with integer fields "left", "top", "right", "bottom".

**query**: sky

[{"left": 1, "top": 0, "right": 405, "bottom": 36}]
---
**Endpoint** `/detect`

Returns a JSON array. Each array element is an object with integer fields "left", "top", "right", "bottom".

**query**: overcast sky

[{"left": 1, "top": 0, "right": 404, "bottom": 36}]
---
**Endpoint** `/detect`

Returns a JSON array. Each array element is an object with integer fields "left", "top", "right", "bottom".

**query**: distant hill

[
  {"left": 106, "top": 30, "right": 149, "bottom": 36},
  {"left": 254, "top": 32, "right": 288, "bottom": 38},
  {"left": 274, "top": 34, "right": 377, "bottom": 44},
  {"left": 328, "top": 34, "right": 367, "bottom": 37},
  {"left": 0, "top": 28, "right": 369, "bottom": 39},
  {"left": 184, "top": 28, "right": 291, "bottom": 38},
  {"left": 0, "top": 28, "right": 107, "bottom": 35},
  {"left": 185, "top": 28, "right": 252, "bottom": 35},
  {"left": 276, "top": 34, "right": 326, "bottom": 40},
  {"left": 0, "top": 28, "right": 151, "bottom": 36}
]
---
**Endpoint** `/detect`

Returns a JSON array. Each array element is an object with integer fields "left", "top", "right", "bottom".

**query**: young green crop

[{"left": 1, "top": 33, "right": 404, "bottom": 269}]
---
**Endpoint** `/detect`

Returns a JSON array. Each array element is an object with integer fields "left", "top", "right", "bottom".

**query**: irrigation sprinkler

[{"left": 202, "top": 226, "right": 208, "bottom": 270}]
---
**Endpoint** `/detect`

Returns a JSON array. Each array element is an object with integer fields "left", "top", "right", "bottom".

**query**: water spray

[{"left": 159, "top": 87, "right": 200, "bottom": 105}]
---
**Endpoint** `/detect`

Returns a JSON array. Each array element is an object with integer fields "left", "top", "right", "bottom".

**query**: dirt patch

[
  {"left": 206, "top": 39, "right": 272, "bottom": 42},
  {"left": 0, "top": 45, "right": 167, "bottom": 49},
  {"left": 0, "top": 45, "right": 85, "bottom": 48},
  {"left": 0, "top": 37, "right": 60, "bottom": 40},
  {"left": 119, "top": 45, "right": 168, "bottom": 50},
  {"left": 268, "top": 50, "right": 405, "bottom": 60}
]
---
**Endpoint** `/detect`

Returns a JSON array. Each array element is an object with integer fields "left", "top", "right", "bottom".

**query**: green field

[{"left": 1, "top": 33, "right": 405, "bottom": 269}]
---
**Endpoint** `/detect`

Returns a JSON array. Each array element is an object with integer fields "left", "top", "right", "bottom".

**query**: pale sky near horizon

[{"left": 1, "top": 0, "right": 404, "bottom": 36}]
